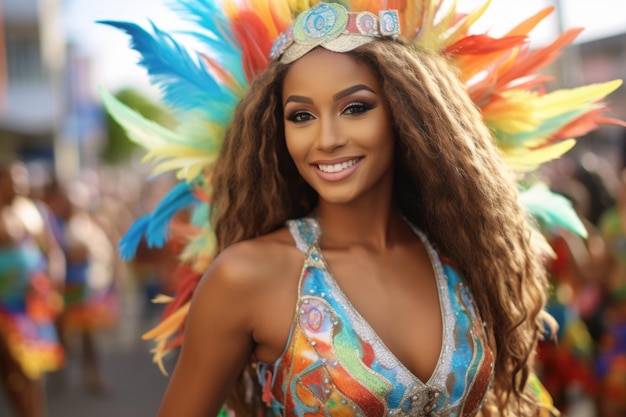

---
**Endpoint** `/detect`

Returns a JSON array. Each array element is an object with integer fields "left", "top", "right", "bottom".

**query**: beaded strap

[{"left": 286, "top": 218, "right": 321, "bottom": 254}]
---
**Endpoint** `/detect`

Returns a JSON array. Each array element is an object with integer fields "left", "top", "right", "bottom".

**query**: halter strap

[{"left": 286, "top": 217, "right": 320, "bottom": 254}]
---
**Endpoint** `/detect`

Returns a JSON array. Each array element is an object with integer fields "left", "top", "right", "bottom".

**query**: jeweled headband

[{"left": 270, "top": 2, "right": 400, "bottom": 64}]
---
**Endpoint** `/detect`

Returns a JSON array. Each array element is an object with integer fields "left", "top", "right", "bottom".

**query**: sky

[{"left": 61, "top": 0, "right": 626, "bottom": 95}]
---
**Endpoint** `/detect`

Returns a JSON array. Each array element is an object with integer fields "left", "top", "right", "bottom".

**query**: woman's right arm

[{"left": 156, "top": 247, "right": 259, "bottom": 417}]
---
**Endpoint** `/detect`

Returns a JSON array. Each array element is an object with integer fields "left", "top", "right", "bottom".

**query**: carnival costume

[
  {"left": 99, "top": 0, "right": 625, "bottom": 415},
  {"left": 0, "top": 197, "right": 64, "bottom": 380},
  {"left": 256, "top": 217, "right": 493, "bottom": 416},
  {"left": 47, "top": 210, "right": 120, "bottom": 333}
]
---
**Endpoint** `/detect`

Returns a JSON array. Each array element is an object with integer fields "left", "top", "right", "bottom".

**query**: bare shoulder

[{"left": 195, "top": 225, "right": 302, "bottom": 298}]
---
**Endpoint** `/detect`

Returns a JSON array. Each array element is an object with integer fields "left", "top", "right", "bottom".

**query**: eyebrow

[
  {"left": 284, "top": 84, "right": 376, "bottom": 106},
  {"left": 333, "top": 84, "right": 375, "bottom": 101}
]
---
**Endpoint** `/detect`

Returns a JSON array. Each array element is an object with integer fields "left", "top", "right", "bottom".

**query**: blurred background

[{"left": 0, "top": 0, "right": 625, "bottom": 416}]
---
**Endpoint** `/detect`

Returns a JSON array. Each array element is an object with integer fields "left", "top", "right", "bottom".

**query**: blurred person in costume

[
  {"left": 0, "top": 161, "right": 64, "bottom": 417},
  {"left": 534, "top": 182, "right": 607, "bottom": 414},
  {"left": 43, "top": 180, "right": 120, "bottom": 395},
  {"left": 100, "top": 1, "right": 625, "bottom": 416},
  {"left": 597, "top": 169, "right": 626, "bottom": 417},
  {"left": 596, "top": 293, "right": 626, "bottom": 417}
]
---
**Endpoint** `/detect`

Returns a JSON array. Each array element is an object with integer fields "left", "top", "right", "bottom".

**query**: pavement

[{"left": 0, "top": 286, "right": 173, "bottom": 417}]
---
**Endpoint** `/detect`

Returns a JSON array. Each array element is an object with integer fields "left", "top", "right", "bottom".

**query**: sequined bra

[{"left": 257, "top": 218, "right": 494, "bottom": 416}]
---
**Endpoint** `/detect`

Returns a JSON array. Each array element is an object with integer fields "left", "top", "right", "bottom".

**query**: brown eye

[{"left": 287, "top": 110, "right": 315, "bottom": 123}]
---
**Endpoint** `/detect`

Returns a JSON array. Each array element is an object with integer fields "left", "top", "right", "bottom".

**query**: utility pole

[
  {"left": 553, "top": 0, "right": 582, "bottom": 88},
  {"left": 0, "top": 0, "right": 7, "bottom": 115}
]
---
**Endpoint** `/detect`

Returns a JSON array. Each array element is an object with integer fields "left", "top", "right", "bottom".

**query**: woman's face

[{"left": 282, "top": 48, "right": 395, "bottom": 206}]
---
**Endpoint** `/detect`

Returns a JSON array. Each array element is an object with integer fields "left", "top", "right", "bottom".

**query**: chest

[
  {"left": 322, "top": 247, "right": 443, "bottom": 382},
  {"left": 262, "top": 253, "right": 494, "bottom": 417}
]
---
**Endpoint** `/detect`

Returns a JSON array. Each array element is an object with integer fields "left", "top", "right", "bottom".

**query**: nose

[{"left": 316, "top": 115, "right": 347, "bottom": 152}]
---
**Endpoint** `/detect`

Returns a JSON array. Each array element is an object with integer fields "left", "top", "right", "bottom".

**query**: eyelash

[
  {"left": 342, "top": 101, "right": 374, "bottom": 115},
  {"left": 286, "top": 101, "right": 375, "bottom": 123}
]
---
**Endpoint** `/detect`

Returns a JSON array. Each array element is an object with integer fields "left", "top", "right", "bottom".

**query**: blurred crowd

[
  {"left": 3, "top": 139, "right": 626, "bottom": 417},
  {"left": 535, "top": 143, "right": 626, "bottom": 417},
  {"left": 0, "top": 157, "right": 178, "bottom": 417}
]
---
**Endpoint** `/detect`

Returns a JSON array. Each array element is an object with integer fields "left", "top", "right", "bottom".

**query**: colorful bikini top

[{"left": 257, "top": 217, "right": 495, "bottom": 417}]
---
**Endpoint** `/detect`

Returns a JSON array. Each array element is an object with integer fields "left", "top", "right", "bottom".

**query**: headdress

[{"left": 99, "top": 0, "right": 624, "bottom": 376}]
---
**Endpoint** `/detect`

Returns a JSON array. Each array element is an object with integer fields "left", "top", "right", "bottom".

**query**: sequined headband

[{"left": 270, "top": 2, "right": 400, "bottom": 64}]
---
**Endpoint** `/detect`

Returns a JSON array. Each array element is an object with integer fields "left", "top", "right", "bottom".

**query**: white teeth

[{"left": 317, "top": 158, "right": 359, "bottom": 173}]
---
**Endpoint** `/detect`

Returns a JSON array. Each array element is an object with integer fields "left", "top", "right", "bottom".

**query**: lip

[{"left": 311, "top": 156, "right": 363, "bottom": 182}]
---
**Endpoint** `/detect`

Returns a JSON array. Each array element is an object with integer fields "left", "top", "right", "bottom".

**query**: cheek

[
  {"left": 357, "top": 119, "right": 395, "bottom": 155},
  {"left": 284, "top": 129, "right": 307, "bottom": 167}
]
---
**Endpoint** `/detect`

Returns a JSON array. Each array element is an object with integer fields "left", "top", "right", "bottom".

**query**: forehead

[{"left": 282, "top": 48, "right": 380, "bottom": 97}]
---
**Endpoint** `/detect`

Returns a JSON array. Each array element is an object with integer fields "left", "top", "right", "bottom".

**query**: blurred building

[
  {"left": 580, "top": 33, "right": 626, "bottom": 129},
  {"left": 0, "top": 0, "right": 103, "bottom": 182},
  {"left": 565, "top": 32, "right": 626, "bottom": 169},
  {"left": 0, "top": 0, "right": 64, "bottom": 162}
]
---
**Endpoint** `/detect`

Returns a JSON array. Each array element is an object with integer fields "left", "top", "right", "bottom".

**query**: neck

[{"left": 314, "top": 191, "right": 405, "bottom": 252}]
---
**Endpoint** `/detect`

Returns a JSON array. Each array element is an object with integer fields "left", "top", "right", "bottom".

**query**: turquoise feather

[{"left": 519, "top": 183, "right": 588, "bottom": 238}]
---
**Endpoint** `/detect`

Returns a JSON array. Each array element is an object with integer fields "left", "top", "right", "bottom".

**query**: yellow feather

[
  {"left": 444, "top": 0, "right": 491, "bottom": 48},
  {"left": 142, "top": 147, "right": 218, "bottom": 181},
  {"left": 151, "top": 294, "right": 175, "bottom": 304},
  {"left": 142, "top": 302, "right": 191, "bottom": 341},
  {"left": 504, "top": 138, "right": 576, "bottom": 172},
  {"left": 535, "top": 80, "right": 623, "bottom": 116}
]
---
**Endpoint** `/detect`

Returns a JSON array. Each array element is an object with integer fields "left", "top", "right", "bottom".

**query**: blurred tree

[{"left": 102, "top": 88, "right": 176, "bottom": 164}]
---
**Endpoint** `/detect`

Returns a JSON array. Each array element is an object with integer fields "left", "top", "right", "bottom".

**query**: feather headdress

[{"left": 100, "top": 0, "right": 624, "bottom": 374}]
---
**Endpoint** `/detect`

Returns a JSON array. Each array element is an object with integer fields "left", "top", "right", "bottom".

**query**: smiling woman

[{"left": 100, "top": 1, "right": 624, "bottom": 416}]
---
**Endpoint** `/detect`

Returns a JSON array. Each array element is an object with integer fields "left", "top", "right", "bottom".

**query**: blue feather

[
  {"left": 169, "top": 0, "right": 248, "bottom": 91},
  {"left": 97, "top": 20, "right": 236, "bottom": 115},
  {"left": 118, "top": 215, "right": 151, "bottom": 261},
  {"left": 145, "top": 181, "right": 199, "bottom": 248},
  {"left": 170, "top": 0, "right": 238, "bottom": 49}
]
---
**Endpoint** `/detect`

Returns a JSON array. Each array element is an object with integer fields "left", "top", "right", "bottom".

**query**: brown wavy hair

[{"left": 211, "top": 39, "right": 549, "bottom": 416}]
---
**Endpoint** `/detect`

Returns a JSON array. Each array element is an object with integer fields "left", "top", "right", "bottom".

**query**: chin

[{"left": 316, "top": 189, "right": 360, "bottom": 206}]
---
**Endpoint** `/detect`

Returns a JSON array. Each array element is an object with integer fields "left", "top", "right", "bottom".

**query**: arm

[{"left": 156, "top": 247, "right": 258, "bottom": 417}]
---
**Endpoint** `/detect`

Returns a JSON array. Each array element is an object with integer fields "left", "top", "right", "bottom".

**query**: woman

[
  {"left": 164, "top": 42, "right": 530, "bottom": 416},
  {"left": 44, "top": 180, "right": 119, "bottom": 395},
  {"left": 102, "top": 1, "right": 624, "bottom": 416},
  {"left": 0, "top": 161, "right": 65, "bottom": 417}
]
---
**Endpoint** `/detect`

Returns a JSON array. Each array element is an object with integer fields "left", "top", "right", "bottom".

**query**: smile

[{"left": 317, "top": 158, "right": 361, "bottom": 173}]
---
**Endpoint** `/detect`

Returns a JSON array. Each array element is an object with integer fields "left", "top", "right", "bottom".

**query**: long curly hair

[{"left": 211, "top": 39, "right": 549, "bottom": 416}]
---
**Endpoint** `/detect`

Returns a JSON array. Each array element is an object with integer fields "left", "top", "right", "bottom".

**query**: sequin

[{"left": 307, "top": 308, "right": 322, "bottom": 330}]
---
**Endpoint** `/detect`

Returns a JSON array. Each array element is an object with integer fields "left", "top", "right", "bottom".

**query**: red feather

[
  {"left": 162, "top": 266, "right": 202, "bottom": 318},
  {"left": 231, "top": 11, "right": 273, "bottom": 81},
  {"left": 445, "top": 34, "right": 526, "bottom": 56}
]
